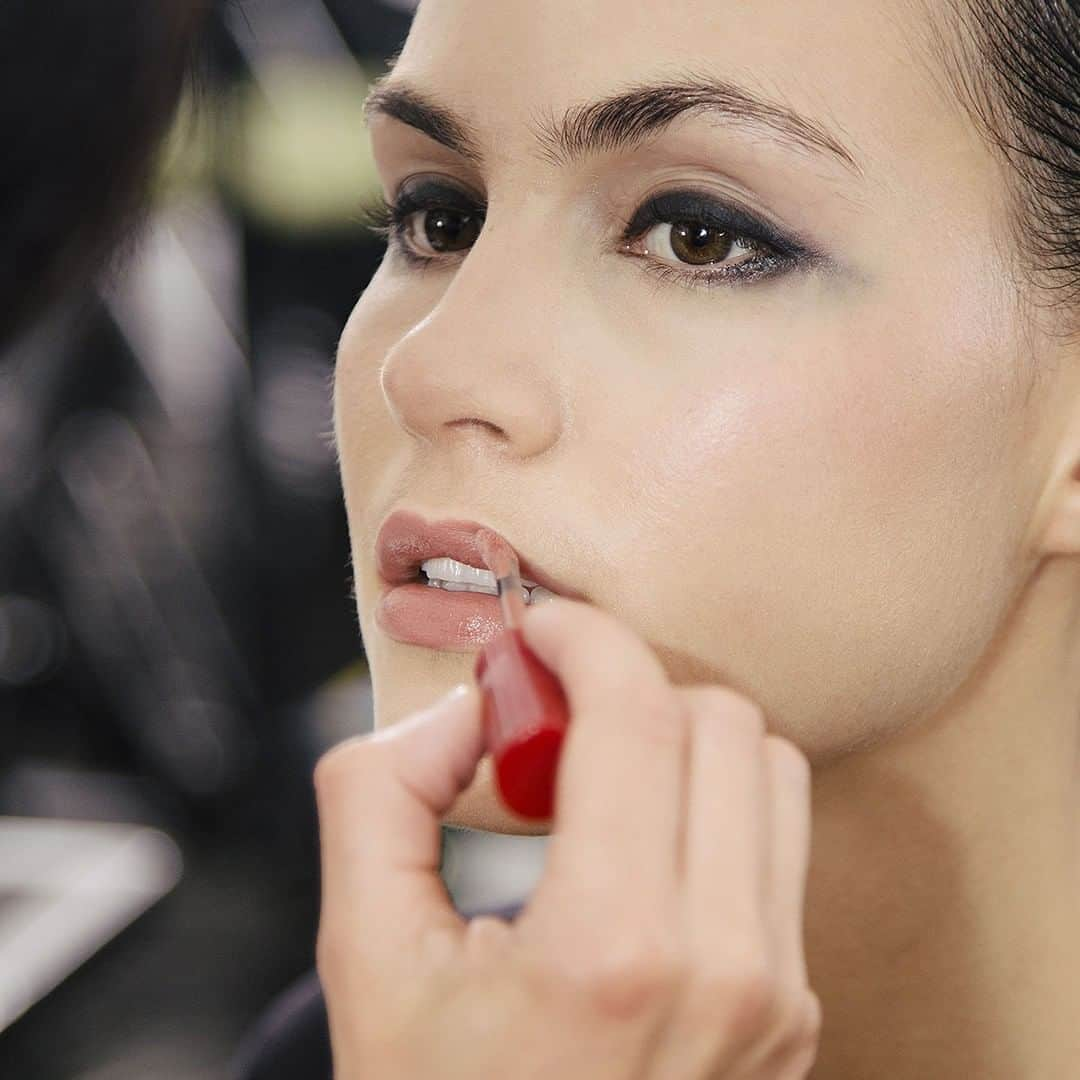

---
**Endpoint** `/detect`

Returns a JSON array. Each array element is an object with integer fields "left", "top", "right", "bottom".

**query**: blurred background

[{"left": 0, "top": 1, "right": 547, "bottom": 1076}]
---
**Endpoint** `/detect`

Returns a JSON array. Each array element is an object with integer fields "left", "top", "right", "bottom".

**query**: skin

[{"left": 332, "top": 0, "right": 1080, "bottom": 1075}]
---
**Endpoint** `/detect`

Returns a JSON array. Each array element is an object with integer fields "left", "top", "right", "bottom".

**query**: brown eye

[
  {"left": 669, "top": 221, "right": 735, "bottom": 265},
  {"left": 413, "top": 208, "right": 481, "bottom": 254},
  {"left": 636, "top": 218, "right": 756, "bottom": 270}
]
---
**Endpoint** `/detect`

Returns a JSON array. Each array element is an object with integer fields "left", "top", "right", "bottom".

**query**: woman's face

[{"left": 334, "top": 0, "right": 1066, "bottom": 833}]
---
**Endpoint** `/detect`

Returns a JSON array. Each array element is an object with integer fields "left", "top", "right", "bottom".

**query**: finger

[
  {"left": 518, "top": 597, "right": 688, "bottom": 926},
  {"left": 314, "top": 683, "right": 485, "bottom": 977},
  {"left": 762, "top": 735, "right": 813, "bottom": 987},
  {"left": 677, "top": 686, "right": 771, "bottom": 962}
]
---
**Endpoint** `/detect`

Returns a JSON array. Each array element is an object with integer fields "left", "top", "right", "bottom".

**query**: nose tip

[{"left": 380, "top": 354, "right": 563, "bottom": 460}]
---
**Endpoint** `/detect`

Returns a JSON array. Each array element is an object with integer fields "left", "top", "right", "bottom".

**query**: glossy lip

[
  {"left": 373, "top": 509, "right": 584, "bottom": 651},
  {"left": 376, "top": 583, "right": 507, "bottom": 651},
  {"left": 374, "top": 508, "right": 585, "bottom": 600}
]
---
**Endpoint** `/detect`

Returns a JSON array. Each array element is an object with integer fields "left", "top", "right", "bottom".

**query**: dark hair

[
  {"left": 0, "top": 1, "right": 212, "bottom": 345},
  {"left": 940, "top": 1, "right": 1080, "bottom": 320}
]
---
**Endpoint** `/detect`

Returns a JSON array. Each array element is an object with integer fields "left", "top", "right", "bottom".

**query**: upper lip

[{"left": 375, "top": 509, "right": 584, "bottom": 600}]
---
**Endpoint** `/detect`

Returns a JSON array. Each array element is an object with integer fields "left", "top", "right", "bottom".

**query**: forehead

[{"left": 393, "top": 0, "right": 963, "bottom": 174}]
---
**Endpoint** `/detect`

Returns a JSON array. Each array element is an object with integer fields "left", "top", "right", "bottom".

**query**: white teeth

[
  {"left": 420, "top": 556, "right": 540, "bottom": 590},
  {"left": 421, "top": 557, "right": 496, "bottom": 589},
  {"left": 420, "top": 555, "right": 553, "bottom": 602}
]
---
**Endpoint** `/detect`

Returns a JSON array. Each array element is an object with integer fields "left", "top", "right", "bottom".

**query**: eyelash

[{"left": 358, "top": 183, "right": 811, "bottom": 289}]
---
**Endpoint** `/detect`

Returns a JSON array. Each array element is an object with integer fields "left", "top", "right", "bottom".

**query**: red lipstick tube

[{"left": 472, "top": 532, "right": 569, "bottom": 820}]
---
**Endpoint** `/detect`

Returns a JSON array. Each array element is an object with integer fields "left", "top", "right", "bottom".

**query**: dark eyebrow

[
  {"left": 364, "top": 79, "right": 484, "bottom": 165},
  {"left": 363, "top": 72, "right": 862, "bottom": 175}
]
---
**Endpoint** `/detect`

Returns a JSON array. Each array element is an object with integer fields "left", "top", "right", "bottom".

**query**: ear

[{"left": 1038, "top": 416, "right": 1080, "bottom": 558}]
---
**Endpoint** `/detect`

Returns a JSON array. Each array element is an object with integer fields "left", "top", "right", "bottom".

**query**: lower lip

[{"left": 376, "top": 582, "right": 510, "bottom": 651}]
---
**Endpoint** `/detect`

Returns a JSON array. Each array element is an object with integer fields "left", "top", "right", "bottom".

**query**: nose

[{"left": 379, "top": 253, "right": 565, "bottom": 460}]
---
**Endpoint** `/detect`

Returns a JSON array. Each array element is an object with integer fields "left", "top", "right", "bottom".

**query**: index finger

[{"left": 518, "top": 597, "right": 689, "bottom": 932}]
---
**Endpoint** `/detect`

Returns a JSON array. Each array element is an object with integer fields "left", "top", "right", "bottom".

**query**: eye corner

[{"left": 356, "top": 194, "right": 395, "bottom": 240}]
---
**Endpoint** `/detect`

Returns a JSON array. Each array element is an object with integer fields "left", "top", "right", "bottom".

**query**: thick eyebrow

[
  {"left": 363, "top": 72, "right": 862, "bottom": 175},
  {"left": 364, "top": 78, "right": 485, "bottom": 164}
]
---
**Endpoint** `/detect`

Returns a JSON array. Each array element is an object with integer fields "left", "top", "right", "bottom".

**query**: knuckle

[
  {"left": 554, "top": 937, "right": 684, "bottom": 1020},
  {"left": 587, "top": 958, "right": 682, "bottom": 1020},
  {"left": 771, "top": 989, "right": 824, "bottom": 1068},
  {"left": 796, "top": 989, "right": 824, "bottom": 1049},
  {"left": 688, "top": 961, "right": 780, "bottom": 1045}
]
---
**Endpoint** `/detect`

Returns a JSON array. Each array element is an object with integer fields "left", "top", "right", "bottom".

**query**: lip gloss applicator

[{"left": 473, "top": 530, "right": 570, "bottom": 820}]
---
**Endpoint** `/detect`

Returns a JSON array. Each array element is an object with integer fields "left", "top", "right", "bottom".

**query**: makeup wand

[{"left": 473, "top": 530, "right": 570, "bottom": 820}]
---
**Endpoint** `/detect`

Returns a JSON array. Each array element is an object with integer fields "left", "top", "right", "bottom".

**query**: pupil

[
  {"left": 424, "top": 208, "right": 479, "bottom": 252},
  {"left": 670, "top": 221, "right": 734, "bottom": 265}
]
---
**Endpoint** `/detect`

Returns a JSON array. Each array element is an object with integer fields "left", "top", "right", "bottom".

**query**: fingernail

[
  {"left": 436, "top": 683, "right": 470, "bottom": 707},
  {"left": 376, "top": 683, "right": 470, "bottom": 741}
]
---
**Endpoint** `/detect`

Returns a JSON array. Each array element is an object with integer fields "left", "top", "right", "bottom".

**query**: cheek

[
  {"left": 332, "top": 284, "right": 417, "bottom": 628},
  {"left": 596, "top": 288, "right": 1027, "bottom": 759},
  {"left": 333, "top": 283, "right": 409, "bottom": 504}
]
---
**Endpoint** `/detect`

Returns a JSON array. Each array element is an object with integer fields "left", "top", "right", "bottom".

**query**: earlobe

[{"left": 1039, "top": 458, "right": 1080, "bottom": 558}]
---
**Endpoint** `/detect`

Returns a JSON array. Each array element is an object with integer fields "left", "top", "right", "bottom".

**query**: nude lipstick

[{"left": 375, "top": 510, "right": 579, "bottom": 652}]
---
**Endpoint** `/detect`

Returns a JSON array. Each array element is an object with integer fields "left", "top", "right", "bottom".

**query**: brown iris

[
  {"left": 423, "top": 208, "right": 480, "bottom": 253},
  {"left": 669, "top": 221, "right": 735, "bottom": 265}
]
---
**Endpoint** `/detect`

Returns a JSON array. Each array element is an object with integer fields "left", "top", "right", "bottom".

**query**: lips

[{"left": 374, "top": 509, "right": 582, "bottom": 600}]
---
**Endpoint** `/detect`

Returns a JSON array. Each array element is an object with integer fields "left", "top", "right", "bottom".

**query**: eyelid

[
  {"left": 369, "top": 177, "right": 829, "bottom": 286},
  {"left": 619, "top": 189, "right": 810, "bottom": 260},
  {"left": 381, "top": 178, "right": 802, "bottom": 254},
  {"left": 393, "top": 175, "right": 486, "bottom": 213}
]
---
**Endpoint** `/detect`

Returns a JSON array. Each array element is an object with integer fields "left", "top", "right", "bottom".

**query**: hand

[{"left": 314, "top": 596, "right": 821, "bottom": 1079}]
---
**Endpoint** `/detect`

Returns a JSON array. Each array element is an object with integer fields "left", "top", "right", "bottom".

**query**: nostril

[{"left": 446, "top": 417, "right": 506, "bottom": 437}]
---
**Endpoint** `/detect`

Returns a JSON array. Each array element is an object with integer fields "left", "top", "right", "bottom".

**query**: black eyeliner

[
  {"left": 387, "top": 179, "right": 483, "bottom": 240},
  {"left": 363, "top": 179, "right": 830, "bottom": 283},
  {"left": 359, "top": 180, "right": 485, "bottom": 265},
  {"left": 621, "top": 190, "right": 815, "bottom": 261}
]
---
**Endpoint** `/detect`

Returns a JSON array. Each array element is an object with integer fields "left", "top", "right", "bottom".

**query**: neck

[{"left": 806, "top": 556, "right": 1080, "bottom": 1079}]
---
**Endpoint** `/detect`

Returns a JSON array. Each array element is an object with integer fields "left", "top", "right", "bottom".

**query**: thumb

[{"left": 315, "top": 683, "right": 485, "bottom": 974}]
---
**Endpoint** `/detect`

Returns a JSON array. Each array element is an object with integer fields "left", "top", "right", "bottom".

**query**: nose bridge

[{"left": 379, "top": 213, "right": 566, "bottom": 458}]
